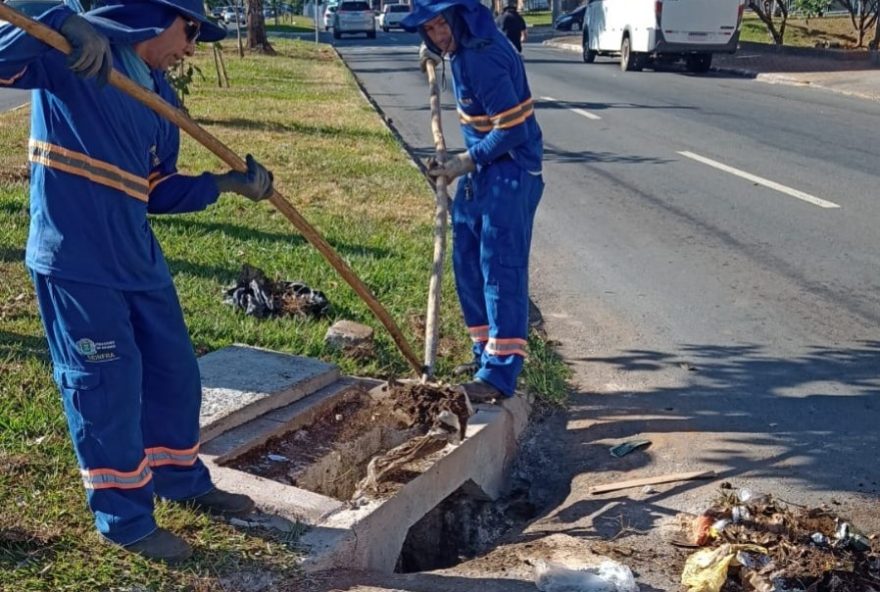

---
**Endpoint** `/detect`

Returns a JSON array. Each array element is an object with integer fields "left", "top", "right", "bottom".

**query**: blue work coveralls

[
  {"left": 404, "top": 0, "right": 544, "bottom": 396},
  {"left": 0, "top": 6, "right": 223, "bottom": 545}
]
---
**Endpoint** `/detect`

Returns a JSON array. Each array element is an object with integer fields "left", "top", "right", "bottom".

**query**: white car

[
  {"left": 332, "top": 0, "right": 376, "bottom": 39},
  {"left": 323, "top": 3, "right": 338, "bottom": 31},
  {"left": 222, "top": 7, "right": 244, "bottom": 24},
  {"left": 582, "top": 0, "right": 744, "bottom": 72},
  {"left": 378, "top": 3, "right": 410, "bottom": 32}
]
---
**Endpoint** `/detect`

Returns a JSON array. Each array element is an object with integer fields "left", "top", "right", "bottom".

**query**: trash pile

[
  {"left": 678, "top": 483, "right": 880, "bottom": 592},
  {"left": 223, "top": 264, "right": 329, "bottom": 319},
  {"left": 534, "top": 557, "right": 639, "bottom": 592}
]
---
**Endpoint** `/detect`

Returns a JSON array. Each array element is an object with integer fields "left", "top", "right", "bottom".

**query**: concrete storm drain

[{"left": 196, "top": 345, "right": 531, "bottom": 572}]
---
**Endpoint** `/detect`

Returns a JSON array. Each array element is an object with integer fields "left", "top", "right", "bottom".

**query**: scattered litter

[
  {"left": 609, "top": 439, "right": 651, "bottom": 458},
  {"left": 267, "top": 454, "right": 288, "bottom": 462},
  {"left": 674, "top": 485, "right": 880, "bottom": 591},
  {"left": 679, "top": 362, "right": 697, "bottom": 371},
  {"left": 641, "top": 485, "right": 659, "bottom": 494},
  {"left": 224, "top": 264, "right": 329, "bottom": 319},
  {"left": 681, "top": 543, "right": 768, "bottom": 592},
  {"left": 731, "top": 505, "right": 752, "bottom": 524},
  {"left": 534, "top": 558, "right": 639, "bottom": 592}
]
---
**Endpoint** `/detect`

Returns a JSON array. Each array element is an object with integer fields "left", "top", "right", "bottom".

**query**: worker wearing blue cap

[
  {"left": 0, "top": 0, "right": 274, "bottom": 562},
  {"left": 401, "top": 0, "right": 544, "bottom": 404}
]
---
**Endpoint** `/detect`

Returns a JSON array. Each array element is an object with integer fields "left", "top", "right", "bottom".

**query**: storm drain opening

[
  {"left": 224, "top": 382, "right": 471, "bottom": 501},
  {"left": 395, "top": 479, "right": 539, "bottom": 573}
]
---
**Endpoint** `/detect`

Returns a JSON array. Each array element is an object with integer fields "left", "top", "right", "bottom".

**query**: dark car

[{"left": 553, "top": 4, "right": 585, "bottom": 31}]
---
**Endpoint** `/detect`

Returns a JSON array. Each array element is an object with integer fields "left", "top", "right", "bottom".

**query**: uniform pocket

[{"left": 54, "top": 367, "right": 106, "bottom": 439}]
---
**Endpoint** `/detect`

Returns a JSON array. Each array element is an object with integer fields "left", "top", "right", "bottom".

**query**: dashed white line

[
  {"left": 678, "top": 151, "right": 841, "bottom": 209},
  {"left": 541, "top": 96, "right": 601, "bottom": 120}
]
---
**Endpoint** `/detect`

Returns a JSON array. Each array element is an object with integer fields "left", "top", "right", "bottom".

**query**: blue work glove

[
  {"left": 214, "top": 154, "right": 274, "bottom": 201},
  {"left": 427, "top": 151, "right": 475, "bottom": 181},
  {"left": 59, "top": 14, "right": 112, "bottom": 87}
]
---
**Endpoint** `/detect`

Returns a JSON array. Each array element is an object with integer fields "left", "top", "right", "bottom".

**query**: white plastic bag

[{"left": 534, "top": 558, "right": 639, "bottom": 592}]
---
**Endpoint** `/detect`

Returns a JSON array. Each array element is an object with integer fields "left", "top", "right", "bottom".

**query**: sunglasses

[{"left": 184, "top": 19, "right": 201, "bottom": 43}]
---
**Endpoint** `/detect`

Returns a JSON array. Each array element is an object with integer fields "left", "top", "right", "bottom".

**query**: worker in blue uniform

[
  {"left": 401, "top": 0, "right": 544, "bottom": 403},
  {"left": 0, "top": 0, "right": 275, "bottom": 563}
]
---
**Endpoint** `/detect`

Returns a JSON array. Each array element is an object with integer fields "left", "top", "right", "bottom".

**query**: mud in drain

[{"left": 225, "top": 382, "right": 471, "bottom": 501}]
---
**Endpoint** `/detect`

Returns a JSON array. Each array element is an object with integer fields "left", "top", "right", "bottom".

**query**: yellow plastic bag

[{"left": 681, "top": 544, "right": 769, "bottom": 592}]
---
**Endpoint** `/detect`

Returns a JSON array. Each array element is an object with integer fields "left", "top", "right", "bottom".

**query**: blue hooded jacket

[
  {"left": 402, "top": 0, "right": 542, "bottom": 173},
  {"left": 0, "top": 4, "right": 225, "bottom": 290}
]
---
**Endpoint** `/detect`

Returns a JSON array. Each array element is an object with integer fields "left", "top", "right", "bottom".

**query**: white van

[{"left": 581, "top": 0, "right": 744, "bottom": 73}]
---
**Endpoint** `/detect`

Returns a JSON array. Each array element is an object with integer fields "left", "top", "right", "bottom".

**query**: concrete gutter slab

[{"left": 199, "top": 344, "right": 340, "bottom": 442}]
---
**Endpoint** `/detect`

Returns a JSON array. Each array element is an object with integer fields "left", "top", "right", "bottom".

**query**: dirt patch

[{"left": 226, "top": 381, "right": 471, "bottom": 501}]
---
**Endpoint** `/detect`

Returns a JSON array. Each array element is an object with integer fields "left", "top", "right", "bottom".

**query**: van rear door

[{"left": 658, "top": 0, "right": 742, "bottom": 47}]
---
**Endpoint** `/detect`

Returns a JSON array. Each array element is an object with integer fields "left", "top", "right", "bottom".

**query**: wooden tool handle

[
  {"left": 0, "top": 3, "right": 423, "bottom": 374},
  {"left": 421, "top": 60, "right": 450, "bottom": 381}
]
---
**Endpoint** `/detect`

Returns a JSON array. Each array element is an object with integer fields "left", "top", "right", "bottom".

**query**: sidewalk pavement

[{"left": 544, "top": 35, "right": 880, "bottom": 102}]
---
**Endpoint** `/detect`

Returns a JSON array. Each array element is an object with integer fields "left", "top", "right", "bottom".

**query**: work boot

[
  {"left": 179, "top": 487, "right": 255, "bottom": 517},
  {"left": 123, "top": 528, "right": 192, "bottom": 564},
  {"left": 452, "top": 362, "right": 478, "bottom": 377},
  {"left": 459, "top": 379, "right": 504, "bottom": 404}
]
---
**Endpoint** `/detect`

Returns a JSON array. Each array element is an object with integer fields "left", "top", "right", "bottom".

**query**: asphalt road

[
  {"left": 0, "top": 87, "right": 29, "bottom": 112},
  {"left": 335, "top": 32, "right": 880, "bottom": 586}
]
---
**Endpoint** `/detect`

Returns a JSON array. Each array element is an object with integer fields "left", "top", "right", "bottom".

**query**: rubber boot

[
  {"left": 180, "top": 487, "right": 255, "bottom": 517},
  {"left": 459, "top": 379, "right": 504, "bottom": 403}
]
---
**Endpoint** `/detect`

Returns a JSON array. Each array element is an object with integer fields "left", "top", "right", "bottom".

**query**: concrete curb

[{"left": 541, "top": 39, "right": 880, "bottom": 103}]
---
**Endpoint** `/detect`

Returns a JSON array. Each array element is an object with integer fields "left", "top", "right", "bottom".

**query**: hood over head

[
  {"left": 85, "top": 0, "right": 226, "bottom": 44},
  {"left": 400, "top": 0, "right": 496, "bottom": 53}
]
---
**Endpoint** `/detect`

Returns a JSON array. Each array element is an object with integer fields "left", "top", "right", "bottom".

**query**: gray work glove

[
  {"left": 427, "top": 152, "right": 475, "bottom": 181},
  {"left": 214, "top": 154, "right": 274, "bottom": 201},
  {"left": 419, "top": 42, "right": 442, "bottom": 72},
  {"left": 59, "top": 14, "right": 112, "bottom": 87}
]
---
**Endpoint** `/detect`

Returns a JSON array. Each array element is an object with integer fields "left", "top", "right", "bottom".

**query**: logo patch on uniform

[
  {"left": 459, "top": 97, "right": 473, "bottom": 106},
  {"left": 150, "top": 145, "right": 160, "bottom": 168},
  {"left": 76, "top": 338, "right": 96, "bottom": 356},
  {"left": 76, "top": 338, "right": 119, "bottom": 363}
]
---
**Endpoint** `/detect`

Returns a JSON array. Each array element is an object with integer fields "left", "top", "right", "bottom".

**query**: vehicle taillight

[
  {"left": 736, "top": 1, "right": 745, "bottom": 28},
  {"left": 655, "top": 0, "right": 662, "bottom": 27}
]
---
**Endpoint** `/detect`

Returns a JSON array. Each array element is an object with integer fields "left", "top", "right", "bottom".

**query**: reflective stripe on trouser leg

[
  {"left": 129, "top": 285, "right": 213, "bottom": 501},
  {"left": 460, "top": 163, "right": 543, "bottom": 396},
  {"left": 31, "top": 272, "right": 157, "bottom": 546}
]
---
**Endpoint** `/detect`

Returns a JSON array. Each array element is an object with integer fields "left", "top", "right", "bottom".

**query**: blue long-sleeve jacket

[
  {"left": 0, "top": 6, "right": 221, "bottom": 290},
  {"left": 449, "top": 32, "right": 543, "bottom": 173}
]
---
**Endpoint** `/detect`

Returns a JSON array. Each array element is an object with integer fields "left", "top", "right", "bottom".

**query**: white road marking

[
  {"left": 678, "top": 151, "right": 841, "bottom": 209},
  {"left": 541, "top": 96, "right": 601, "bottom": 120}
]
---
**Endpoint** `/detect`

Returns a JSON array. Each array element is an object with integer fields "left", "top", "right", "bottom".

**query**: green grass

[
  {"left": 740, "top": 14, "right": 859, "bottom": 47},
  {"left": 523, "top": 10, "right": 553, "bottom": 27},
  {"left": 0, "top": 37, "right": 569, "bottom": 591}
]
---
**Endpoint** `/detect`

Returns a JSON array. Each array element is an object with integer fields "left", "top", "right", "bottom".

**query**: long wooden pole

[
  {"left": 421, "top": 61, "right": 449, "bottom": 382},
  {"left": 0, "top": 4, "right": 423, "bottom": 374}
]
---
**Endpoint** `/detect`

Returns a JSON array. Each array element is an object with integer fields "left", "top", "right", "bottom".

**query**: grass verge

[
  {"left": 740, "top": 14, "right": 859, "bottom": 47},
  {"left": 523, "top": 10, "right": 553, "bottom": 27},
  {"left": 0, "top": 37, "right": 567, "bottom": 590}
]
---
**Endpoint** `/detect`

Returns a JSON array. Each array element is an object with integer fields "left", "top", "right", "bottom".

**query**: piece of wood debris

[{"left": 589, "top": 470, "right": 716, "bottom": 495}]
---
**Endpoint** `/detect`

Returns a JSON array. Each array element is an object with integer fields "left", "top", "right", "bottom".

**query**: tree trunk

[
  {"left": 749, "top": 0, "right": 787, "bottom": 44},
  {"left": 248, "top": 0, "right": 277, "bottom": 54}
]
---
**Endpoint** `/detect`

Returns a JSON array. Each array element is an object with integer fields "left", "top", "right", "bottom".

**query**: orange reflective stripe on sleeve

[
  {"left": 28, "top": 139, "right": 150, "bottom": 202},
  {"left": 458, "top": 98, "right": 534, "bottom": 133},
  {"left": 467, "top": 325, "right": 490, "bottom": 343},
  {"left": 81, "top": 458, "right": 152, "bottom": 490},
  {"left": 486, "top": 337, "right": 528, "bottom": 358},
  {"left": 145, "top": 443, "right": 200, "bottom": 468},
  {"left": 148, "top": 172, "right": 177, "bottom": 192},
  {"left": 0, "top": 66, "right": 28, "bottom": 86}
]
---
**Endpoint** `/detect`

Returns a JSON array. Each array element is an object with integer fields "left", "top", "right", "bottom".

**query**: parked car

[
  {"left": 553, "top": 4, "right": 585, "bottom": 31},
  {"left": 221, "top": 6, "right": 243, "bottom": 24},
  {"left": 332, "top": 0, "right": 376, "bottom": 38},
  {"left": 378, "top": 3, "right": 409, "bottom": 31},
  {"left": 581, "top": 0, "right": 743, "bottom": 72},
  {"left": 323, "top": 3, "right": 338, "bottom": 30}
]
